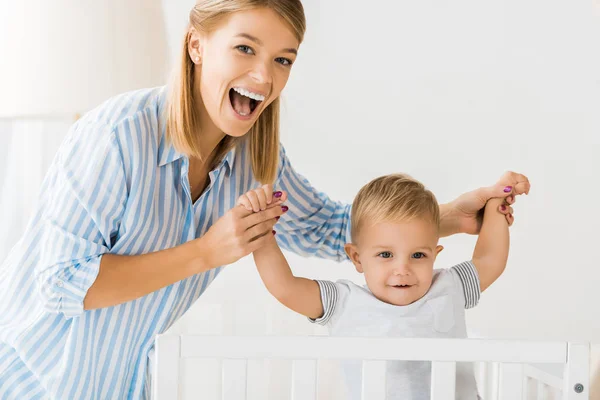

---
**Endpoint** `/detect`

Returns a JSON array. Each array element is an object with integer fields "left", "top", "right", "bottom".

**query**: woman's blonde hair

[
  {"left": 166, "top": 0, "right": 306, "bottom": 183},
  {"left": 351, "top": 174, "right": 440, "bottom": 241}
]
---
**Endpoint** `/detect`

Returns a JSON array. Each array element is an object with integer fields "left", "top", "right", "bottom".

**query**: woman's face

[{"left": 190, "top": 7, "right": 300, "bottom": 137}]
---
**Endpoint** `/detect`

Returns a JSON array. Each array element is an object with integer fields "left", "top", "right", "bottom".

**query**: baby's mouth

[
  {"left": 390, "top": 284, "right": 413, "bottom": 289},
  {"left": 229, "top": 87, "right": 264, "bottom": 117}
]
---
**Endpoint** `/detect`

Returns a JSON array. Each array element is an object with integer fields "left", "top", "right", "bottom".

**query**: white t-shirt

[{"left": 310, "top": 261, "right": 481, "bottom": 400}]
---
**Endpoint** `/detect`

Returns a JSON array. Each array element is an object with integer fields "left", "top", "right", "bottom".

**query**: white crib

[{"left": 153, "top": 335, "right": 589, "bottom": 400}]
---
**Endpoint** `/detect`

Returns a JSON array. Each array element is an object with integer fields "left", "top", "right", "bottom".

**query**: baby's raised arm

[
  {"left": 237, "top": 187, "right": 324, "bottom": 319},
  {"left": 471, "top": 197, "right": 510, "bottom": 291}
]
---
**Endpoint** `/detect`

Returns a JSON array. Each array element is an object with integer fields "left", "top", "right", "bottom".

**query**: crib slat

[
  {"left": 476, "top": 362, "right": 487, "bottom": 393},
  {"left": 431, "top": 361, "right": 456, "bottom": 400},
  {"left": 246, "top": 359, "right": 268, "bottom": 400},
  {"left": 498, "top": 363, "right": 524, "bottom": 399},
  {"left": 291, "top": 360, "right": 317, "bottom": 399},
  {"left": 154, "top": 334, "right": 180, "bottom": 400},
  {"left": 536, "top": 382, "right": 547, "bottom": 400},
  {"left": 489, "top": 362, "right": 501, "bottom": 400},
  {"left": 361, "top": 360, "right": 386, "bottom": 400},
  {"left": 222, "top": 359, "right": 247, "bottom": 400}
]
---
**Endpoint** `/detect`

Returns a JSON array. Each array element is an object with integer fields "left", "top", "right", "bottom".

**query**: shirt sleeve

[
  {"left": 450, "top": 260, "right": 481, "bottom": 309},
  {"left": 35, "top": 118, "right": 128, "bottom": 318},
  {"left": 308, "top": 280, "right": 340, "bottom": 326},
  {"left": 273, "top": 145, "right": 352, "bottom": 262}
]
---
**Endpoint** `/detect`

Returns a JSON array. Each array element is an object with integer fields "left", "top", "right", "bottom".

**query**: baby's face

[{"left": 345, "top": 219, "right": 442, "bottom": 306}]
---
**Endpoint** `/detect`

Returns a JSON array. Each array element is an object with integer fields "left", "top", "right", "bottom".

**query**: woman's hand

[
  {"left": 196, "top": 185, "right": 288, "bottom": 267},
  {"left": 442, "top": 171, "right": 530, "bottom": 235}
]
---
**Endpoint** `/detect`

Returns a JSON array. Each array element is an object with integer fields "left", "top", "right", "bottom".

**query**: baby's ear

[
  {"left": 435, "top": 245, "right": 444, "bottom": 258},
  {"left": 344, "top": 243, "right": 363, "bottom": 273}
]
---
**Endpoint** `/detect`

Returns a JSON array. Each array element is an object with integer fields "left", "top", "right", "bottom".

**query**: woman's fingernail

[
  {"left": 273, "top": 191, "right": 282, "bottom": 198},
  {"left": 501, "top": 205, "right": 506, "bottom": 211},
  {"left": 275, "top": 216, "right": 280, "bottom": 220},
  {"left": 504, "top": 186, "right": 512, "bottom": 193},
  {"left": 281, "top": 206, "right": 289, "bottom": 212},
  {"left": 272, "top": 230, "right": 276, "bottom": 235}
]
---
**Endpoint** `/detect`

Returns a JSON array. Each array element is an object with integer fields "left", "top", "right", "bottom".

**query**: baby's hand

[{"left": 237, "top": 184, "right": 287, "bottom": 212}]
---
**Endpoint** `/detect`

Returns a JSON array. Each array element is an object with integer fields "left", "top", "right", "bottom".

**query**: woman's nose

[{"left": 249, "top": 61, "right": 272, "bottom": 84}]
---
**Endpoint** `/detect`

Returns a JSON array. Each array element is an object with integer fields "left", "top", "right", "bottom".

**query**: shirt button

[{"left": 56, "top": 280, "right": 64, "bottom": 288}]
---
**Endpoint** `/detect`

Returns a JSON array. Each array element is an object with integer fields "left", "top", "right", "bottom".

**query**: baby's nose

[{"left": 392, "top": 265, "right": 411, "bottom": 275}]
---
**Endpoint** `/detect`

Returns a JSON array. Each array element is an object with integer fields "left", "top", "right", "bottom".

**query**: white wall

[{"left": 169, "top": 0, "right": 600, "bottom": 342}]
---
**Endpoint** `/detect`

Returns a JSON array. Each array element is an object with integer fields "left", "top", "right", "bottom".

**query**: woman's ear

[
  {"left": 188, "top": 28, "right": 203, "bottom": 64},
  {"left": 345, "top": 243, "right": 363, "bottom": 273}
]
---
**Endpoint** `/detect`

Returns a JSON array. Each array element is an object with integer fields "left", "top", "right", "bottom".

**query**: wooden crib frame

[{"left": 153, "top": 335, "right": 589, "bottom": 400}]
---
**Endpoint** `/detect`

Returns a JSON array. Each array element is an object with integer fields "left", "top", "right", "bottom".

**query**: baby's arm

[
  {"left": 253, "top": 239, "right": 324, "bottom": 320},
  {"left": 472, "top": 197, "right": 510, "bottom": 292},
  {"left": 237, "top": 186, "right": 324, "bottom": 320}
]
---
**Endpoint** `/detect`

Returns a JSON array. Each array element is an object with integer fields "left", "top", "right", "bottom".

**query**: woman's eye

[
  {"left": 378, "top": 252, "right": 393, "bottom": 259},
  {"left": 412, "top": 252, "right": 426, "bottom": 259},
  {"left": 236, "top": 45, "right": 254, "bottom": 55},
  {"left": 275, "top": 57, "right": 293, "bottom": 66}
]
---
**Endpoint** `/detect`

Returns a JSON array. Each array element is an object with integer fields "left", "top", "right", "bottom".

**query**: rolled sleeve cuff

[
  {"left": 345, "top": 206, "right": 353, "bottom": 244},
  {"left": 37, "top": 255, "right": 103, "bottom": 318}
]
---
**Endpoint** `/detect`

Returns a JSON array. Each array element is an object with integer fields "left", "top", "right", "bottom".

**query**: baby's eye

[
  {"left": 378, "top": 252, "right": 393, "bottom": 259},
  {"left": 411, "top": 252, "right": 426, "bottom": 259}
]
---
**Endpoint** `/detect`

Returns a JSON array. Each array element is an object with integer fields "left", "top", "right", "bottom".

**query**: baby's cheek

[{"left": 422, "top": 275, "right": 435, "bottom": 292}]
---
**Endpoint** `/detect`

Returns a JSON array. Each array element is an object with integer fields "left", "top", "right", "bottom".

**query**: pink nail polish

[
  {"left": 501, "top": 205, "right": 506, "bottom": 211},
  {"left": 281, "top": 206, "right": 288, "bottom": 212},
  {"left": 272, "top": 230, "right": 276, "bottom": 235},
  {"left": 504, "top": 186, "right": 512, "bottom": 193},
  {"left": 273, "top": 191, "right": 282, "bottom": 198},
  {"left": 275, "top": 216, "right": 280, "bottom": 220}
]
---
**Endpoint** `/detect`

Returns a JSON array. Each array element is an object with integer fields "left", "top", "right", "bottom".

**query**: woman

[{"left": 0, "top": 1, "right": 529, "bottom": 399}]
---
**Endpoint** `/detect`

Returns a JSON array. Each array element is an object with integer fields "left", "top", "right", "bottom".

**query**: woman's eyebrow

[{"left": 235, "top": 32, "right": 298, "bottom": 55}]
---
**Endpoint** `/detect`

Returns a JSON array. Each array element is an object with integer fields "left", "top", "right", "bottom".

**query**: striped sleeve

[
  {"left": 308, "top": 280, "right": 339, "bottom": 325},
  {"left": 451, "top": 261, "right": 481, "bottom": 309},
  {"left": 274, "top": 145, "right": 352, "bottom": 262},
  {"left": 35, "top": 118, "right": 127, "bottom": 318}
]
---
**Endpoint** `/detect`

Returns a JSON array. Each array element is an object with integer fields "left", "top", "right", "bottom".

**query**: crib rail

[{"left": 153, "top": 335, "right": 589, "bottom": 400}]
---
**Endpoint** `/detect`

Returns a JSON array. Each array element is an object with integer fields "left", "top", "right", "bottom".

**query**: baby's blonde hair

[{"left": 351, "top": 174, "right": 440, "bottom": 241}]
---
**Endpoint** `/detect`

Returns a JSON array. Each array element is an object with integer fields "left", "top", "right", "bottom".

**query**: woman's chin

[
  {"left": 218, "top": 119, "right": 253, "bottom": 138},
  {"left": 216, "top": 106, "right": 261, "bottom": 137}
]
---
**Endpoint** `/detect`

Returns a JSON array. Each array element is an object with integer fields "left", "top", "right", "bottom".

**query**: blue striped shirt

[{"left": 0, "top": 87, "right": 351, "bottom": 399}]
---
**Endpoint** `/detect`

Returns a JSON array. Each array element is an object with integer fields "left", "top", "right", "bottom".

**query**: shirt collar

[{"left": 157, "top": 86, "right": 185, "bottom": 167}]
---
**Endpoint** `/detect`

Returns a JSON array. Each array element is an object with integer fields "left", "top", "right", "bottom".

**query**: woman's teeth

[{"left": 233, "top": 87, "right": 265, "bottom": 102}]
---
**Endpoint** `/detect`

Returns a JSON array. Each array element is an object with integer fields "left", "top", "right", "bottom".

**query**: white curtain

[{"left": 0, "top": 119, "right": 71, "bottom": 262}]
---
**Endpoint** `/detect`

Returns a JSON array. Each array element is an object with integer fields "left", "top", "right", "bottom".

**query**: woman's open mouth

[{"left": 229, "top": 87, "right": 265, "bottom": 119}]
